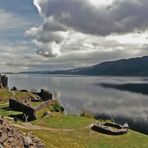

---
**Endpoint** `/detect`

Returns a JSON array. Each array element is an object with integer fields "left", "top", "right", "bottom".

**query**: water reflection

[
  {"left": 8, "top": 74, "right": 148, "bottom": 134},
  {"left": 100, "top": 83, "right": 148, "bottom": 95}
]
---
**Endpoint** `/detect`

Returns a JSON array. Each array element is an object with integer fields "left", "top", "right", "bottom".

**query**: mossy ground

[
  {"left": 0, "top": 89, "right": 37, "bottom": 103},
  {"left": 0, "top": 89, "right": 13, "bottom": 102},
  {"left": 32, "top": 114, "right": 96, "bottom": 129},
  {"left": 31, "top": 130, "right": 148, "bottom": 148}
]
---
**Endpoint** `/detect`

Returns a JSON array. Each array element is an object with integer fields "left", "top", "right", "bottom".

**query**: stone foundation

[{"left": 91, "top": 122, "right": 128, "bottom": 135}]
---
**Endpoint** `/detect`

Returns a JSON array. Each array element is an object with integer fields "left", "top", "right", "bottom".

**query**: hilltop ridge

[{"left": 19, "top": 56, "right": 148, "bottom": 76}]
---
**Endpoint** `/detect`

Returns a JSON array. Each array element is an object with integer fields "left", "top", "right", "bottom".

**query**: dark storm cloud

[
  {"left": 34, "top": 0, "right": 148, "bottom": 35},
  {"left": 27, "top": 0, "right": 148, "bottom": 58}
]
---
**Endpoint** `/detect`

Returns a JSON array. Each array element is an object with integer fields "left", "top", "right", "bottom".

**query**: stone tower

[{"left": 0, "top": 75, "right": 8, "bottom": 88}]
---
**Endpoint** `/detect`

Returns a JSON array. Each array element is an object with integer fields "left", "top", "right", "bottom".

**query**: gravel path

[{"left": 13, "top": 122, "right": 74, "bottom": 132}]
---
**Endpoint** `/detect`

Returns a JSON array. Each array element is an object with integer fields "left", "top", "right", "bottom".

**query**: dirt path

[{"left": 12, "top": 122, "right": 73, "bottom": 132}]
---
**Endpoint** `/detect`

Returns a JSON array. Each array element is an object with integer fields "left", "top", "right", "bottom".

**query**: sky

[{"left": 1, "top": 0, "right": 148, "bottom": 72}]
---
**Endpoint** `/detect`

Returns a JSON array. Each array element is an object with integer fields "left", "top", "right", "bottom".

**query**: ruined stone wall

[
  {"left": 0, "top": 75, "right": 8, "bottom": 88},
  {"left": 9, "top": 99, "right": 36, "bottom": 120},
  {"left": 35, "top": 99, "right": 56, "bottom": 111},
  {"left": 37, "top": 89, "right": 53, "bottom": 101}
]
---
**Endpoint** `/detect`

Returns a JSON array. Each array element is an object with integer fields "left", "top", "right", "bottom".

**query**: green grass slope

[{"left": 26, "top": 115, "right": 148, "bottom": 148}]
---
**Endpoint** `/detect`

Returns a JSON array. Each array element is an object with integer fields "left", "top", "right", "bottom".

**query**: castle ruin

[{"left": 0, "top": 74, "right": 8, "bottom": 88}]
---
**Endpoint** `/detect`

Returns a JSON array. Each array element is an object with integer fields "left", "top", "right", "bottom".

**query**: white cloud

[
  {"left": 0, "top": 41, "right": 41, "bottom": 72},
  {"left": 89, "top": 0, "right": 114, "bottom": 7},
  {"left": 107, "top": 32, "right": 148, "bottom": 45}
]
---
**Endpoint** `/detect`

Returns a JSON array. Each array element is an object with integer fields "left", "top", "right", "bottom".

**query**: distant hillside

[{"left": 21, "top": 56, "right": 148, "bottom": 76}]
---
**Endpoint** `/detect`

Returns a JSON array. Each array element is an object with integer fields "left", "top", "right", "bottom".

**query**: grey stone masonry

[
  {"left": 0, "top": 118, "right": 45, "bottom": 147},
  {"left": 9, "top": 98, "right": 36, "bottom": 121},
  {"left": 0, "top": 75, "right": 8, "bottom": 88}
]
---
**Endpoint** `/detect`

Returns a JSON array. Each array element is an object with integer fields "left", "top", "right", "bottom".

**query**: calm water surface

[
  {"left": 8, "top": 74, "right": 148, "bottom": 133},
  {"left": 7, "top": 74, "right": 148, "bottom": 115}
]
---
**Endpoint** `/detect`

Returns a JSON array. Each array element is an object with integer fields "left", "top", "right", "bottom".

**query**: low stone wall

[
  {"left": 36, "top": 89, "right": 53, "bottom": 101},
  {"left": 35, "top": 99, "right": 56, "bottom": 111},
  {"left": 91, "top": 122, "right": 128, "bottom": 135}
]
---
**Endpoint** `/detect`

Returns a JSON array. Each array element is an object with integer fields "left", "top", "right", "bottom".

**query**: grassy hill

[
  {"left": 0, "top": 89, "right": 148, "bottom": 147},
  {"left": 70, "top": 56, "right": 148, "bottom": 76},
  {"left": 23, "top": 55, "right": 148, "bottom": 76},
  {"left": 23, "top": 115, "right": 148, "bottom": 148}
]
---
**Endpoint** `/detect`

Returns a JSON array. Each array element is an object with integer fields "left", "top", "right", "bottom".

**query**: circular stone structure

[{"left": 91, "top": 122, "right": 128, "bottom": 135}]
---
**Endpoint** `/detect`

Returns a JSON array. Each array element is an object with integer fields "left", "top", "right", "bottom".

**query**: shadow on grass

[
  {"left": 0, "top": 106, "right": 24, "bottom": 121},
  {"left": 9, "top": 114, "right": 24, "bottom": 121},
  {"left": 0, "top": 106, "right": 12, "bottom": 111}
]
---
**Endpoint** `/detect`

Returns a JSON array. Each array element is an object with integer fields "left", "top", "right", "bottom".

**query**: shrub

[
  {"left": 80, "top": 111, "right": 94, "bottom": 119},
  {"left": 50, "top": 102, "right": 64, "bottom": 112}
]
